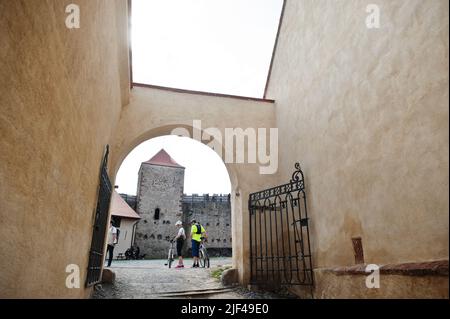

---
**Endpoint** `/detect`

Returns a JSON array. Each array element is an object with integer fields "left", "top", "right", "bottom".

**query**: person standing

[
  {"left": 106, "top": 220, "right": 117, "bottom": 267},
  {"left": 190, "top": 219, "right": 206, "bottom": 268},
  {"left": 174, "top": 220, "right": 186, "bottom": 268}
]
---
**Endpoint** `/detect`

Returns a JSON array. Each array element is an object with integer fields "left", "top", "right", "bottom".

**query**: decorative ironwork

[
  {"left": 86, "top": 146, "right": 113, "bottom": 287},
  {"left": 290, "top": 163, "right": 304, "bottom": 183},
  {"left": 248, "top": 163, "right": 313, "bottom": 288}
]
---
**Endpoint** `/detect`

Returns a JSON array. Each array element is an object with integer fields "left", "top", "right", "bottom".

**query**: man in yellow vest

[{"left": 190, "top": 219, "right": 206, "bottom": 268}]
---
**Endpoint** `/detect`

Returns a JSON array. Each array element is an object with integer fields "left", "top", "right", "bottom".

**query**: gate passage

[{"left": 248, "top": 163, "right": 313, "bottom": 287}]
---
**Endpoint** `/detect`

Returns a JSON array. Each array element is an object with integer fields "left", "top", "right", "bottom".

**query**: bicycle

[
  {"left": 199, "top": 238, "right": 210, "bottom": 268},
  {"left": 164, "top": 238, "right": 175, "bottom": 268}
]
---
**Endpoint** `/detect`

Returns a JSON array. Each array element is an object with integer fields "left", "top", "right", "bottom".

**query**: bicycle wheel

[
  {"left": 199, "top": 248, "right": 210, "bottom": 268},
  {"left": 204, "top": 250, "right": 210, "bottom": 268},
  {"left": 199, "top": 250, "right": 205, "bottom": 267}
]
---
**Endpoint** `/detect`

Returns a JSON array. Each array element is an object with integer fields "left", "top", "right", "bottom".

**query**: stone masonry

[
  {"left": 133, "top": 149, "right": 232, "bottom": 259},
  {"left": 182, "top": 194, "right": 232, "bottom": 257},
  {"left": 134, "top": 151, "right": 185, "bottom": 258}
]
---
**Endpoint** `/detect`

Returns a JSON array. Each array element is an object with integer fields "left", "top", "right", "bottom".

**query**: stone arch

[
  {"left": 110, "top": 123, "right": 244, "bottom": 275},
  {"left": 110, "top": 123, "right": 239, "bottom": 192},
  {"left": 108, "top": 88, "right": 277, "bottom": 285}
]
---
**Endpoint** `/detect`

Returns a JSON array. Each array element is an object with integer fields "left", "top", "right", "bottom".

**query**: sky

[
  {"left": 115, "top": 136, "right": 232, "bottom": 196},
  {"left": 121, "top": 1, "right": 283, "bottom": 194},
  {"left": 131, "top": 0, "right": 283, "bottom": 98}
]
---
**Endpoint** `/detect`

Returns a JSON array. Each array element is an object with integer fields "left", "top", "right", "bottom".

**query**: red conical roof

[{"left": 142, "top": 149, "right": 184, "bottom": 168}]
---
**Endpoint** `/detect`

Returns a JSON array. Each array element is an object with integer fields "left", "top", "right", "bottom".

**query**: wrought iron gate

[
  {"left": 249, "top": 163, "right": 313, "bottom": 287},
  {"left": 86, "top": 146, "right": 112, "bottom": 287}
]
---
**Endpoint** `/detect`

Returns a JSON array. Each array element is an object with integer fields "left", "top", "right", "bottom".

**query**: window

[
  {"left": 131, "top": 0, "right": 284, "bottom": 98},
  {"left": 154, "top": 208, "right": 160, "bottom": 220}
]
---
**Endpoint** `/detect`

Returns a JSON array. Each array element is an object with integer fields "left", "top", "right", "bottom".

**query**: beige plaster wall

[
  {"left": 266, "top": 0, "right": 449, "bottom": 273},
  {"left": 0, "top": 0, "right": 128, "bottom": 298},
  {"left": 109, "top": 87, "right": 278, "bottom": 284},
  {"left": 1, "top": 0, "right": 446, "bottom": 299},
  {"left": 290, "top": 270, "right": 449, "bottom": 299}
]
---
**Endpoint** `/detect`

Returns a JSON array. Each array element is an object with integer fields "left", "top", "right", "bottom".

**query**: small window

[{"left": 154, "top": 208, "right": 160, "bottom": 220}]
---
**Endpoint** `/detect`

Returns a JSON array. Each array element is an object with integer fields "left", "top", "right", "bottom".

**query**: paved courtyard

[{"left": 92, "top": 258, "right": 296, "bottom": 299}]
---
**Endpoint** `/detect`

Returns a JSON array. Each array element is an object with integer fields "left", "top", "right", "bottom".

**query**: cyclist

[
  {"left": 174, "top": 220, "right": 186, "bottom": 268},
  {"left": 190, "top": 219, "right": 206, "bottom": 268}
]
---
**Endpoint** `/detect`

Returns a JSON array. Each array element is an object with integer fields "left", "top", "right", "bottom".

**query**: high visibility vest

[{"left": 191, "top": 224, "right": 205, "bottom": 242}]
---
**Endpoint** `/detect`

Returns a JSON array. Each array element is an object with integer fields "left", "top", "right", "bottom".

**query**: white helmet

[{"left": 175, "top": 220, "right": 182, "bottom": 226}]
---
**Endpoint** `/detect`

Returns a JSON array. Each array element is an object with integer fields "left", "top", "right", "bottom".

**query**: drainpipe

[{"left": 131, "top": 220, "right": 139, "bottom": 248}]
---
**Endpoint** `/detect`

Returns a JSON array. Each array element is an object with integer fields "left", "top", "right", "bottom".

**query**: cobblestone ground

[{"left": 92, "top": 258, "right": 297, "bottom": 299}]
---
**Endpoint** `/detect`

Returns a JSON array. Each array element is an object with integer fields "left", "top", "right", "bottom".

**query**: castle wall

[{"left": 182, "top": 195, "right": 232, "bottom": 257}]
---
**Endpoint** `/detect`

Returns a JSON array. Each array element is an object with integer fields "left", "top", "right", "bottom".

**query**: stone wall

[
  {"left": 134, "top": 164, "right": 185, "bottom": 258},
  {"left": 182, "top": 194, "right": 232, "bottom": 257}
]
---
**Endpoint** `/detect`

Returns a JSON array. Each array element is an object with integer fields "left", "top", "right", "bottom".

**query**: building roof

[
  {"left": 142, "top": 149, "right": 184, "bottom": 168},
  {"left": 110, "top": 191, "right": 141, "bottom": 219}
]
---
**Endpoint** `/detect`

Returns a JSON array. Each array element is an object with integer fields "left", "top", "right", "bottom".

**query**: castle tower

[{"left": 134, "top": 149, "right": 185, "bottom": 258}]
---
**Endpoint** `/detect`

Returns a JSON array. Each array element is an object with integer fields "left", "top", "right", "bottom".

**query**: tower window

[{"left": 154, "top": 208, "right": 160, "bottom": 220}]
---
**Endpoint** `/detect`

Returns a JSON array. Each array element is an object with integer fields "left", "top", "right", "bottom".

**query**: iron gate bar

[{"left": 249, "top": 163, "right": 314, "bottom": 287}]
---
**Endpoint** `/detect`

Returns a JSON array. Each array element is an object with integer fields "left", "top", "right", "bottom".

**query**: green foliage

[{"left": 211, "top": 265, "right": 232, "bottom": 280}]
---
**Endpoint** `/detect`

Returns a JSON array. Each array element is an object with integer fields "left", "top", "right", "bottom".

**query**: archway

[
  {"left": 110, "top": 124, "right": 242, "bottom": 266},
  {"left": 116, "top": 134, "right": 234, "bottom": 258},
  {"left": 107, "top": 86, "right": 277, "bottom": 286},
  {"left": 101, "top": 131, "right": 244, "bottom": 297}
]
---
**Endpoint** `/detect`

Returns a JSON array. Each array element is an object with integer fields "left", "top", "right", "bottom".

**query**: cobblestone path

[{"left": 92, "top": 258, "right": 296, "bottom": 299}]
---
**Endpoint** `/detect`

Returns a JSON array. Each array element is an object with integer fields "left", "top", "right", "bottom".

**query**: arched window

[{"left": 154, "top": 208, "right": 160, "bottom": 220}]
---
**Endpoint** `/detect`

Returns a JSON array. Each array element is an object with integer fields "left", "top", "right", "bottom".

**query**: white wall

[{"left": 113, "top": 219, "right": 139, "bottom": 259}]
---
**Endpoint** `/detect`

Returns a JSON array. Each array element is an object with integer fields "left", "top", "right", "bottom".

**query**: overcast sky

[
  {"left": 131, "top": 0, "right": 283, "bottom": 98},
  {"left": 115, "top": 136, "right": 232, "bottom": 195},
  {"left": 118, "top": 0, "right": 283, "bottom": 195}
]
